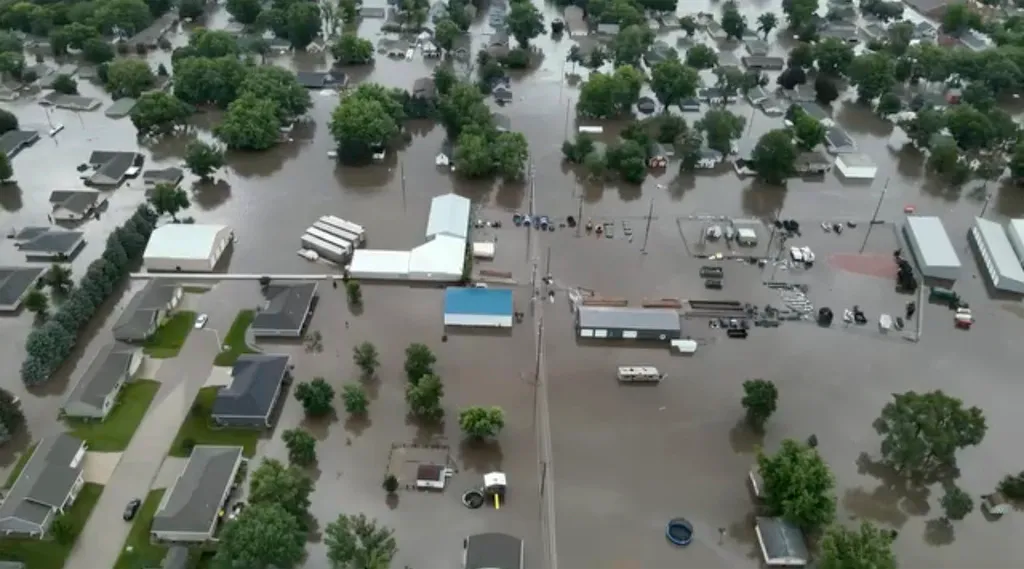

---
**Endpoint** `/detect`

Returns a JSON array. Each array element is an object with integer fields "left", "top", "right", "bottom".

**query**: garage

[
  {"left": 970, "top": 217, "right": 1024, "bottom": 294},
  {"left": 576, "top": 306, "right": 682, "bottom": 340},
  {"left": 143, "top": 224, "right": 234, "bottom": 273},
  {"left": 903, "top": 216, "right": 961, "bottom": 281},
  {"left": 444, "top": 287, "right": 514, "bottom": 327}
]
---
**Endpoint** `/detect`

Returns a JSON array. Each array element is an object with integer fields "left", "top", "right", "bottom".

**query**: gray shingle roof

[
  {"left": 64, "top": 343, "right": 137, "bottom": 414},
  {"left": 13, "top": 227, "right": 84, "bottom": 256},
  {"left": 251, "top": 282, "right": 317, "bottom": 334},
  {"left": 577, "top": 306, "right": 681, "bottom": 332},
  {"left": 49, "top": 189, "right": 104, "bottom": 215},
  {"left": 212, "top": 354, "right": 290, "bottom": 419},
  {"left": 465, "top": 533, "right": 523, "bottom": 569},
  {"left": 87, "top": 151, "right": 140, "bottom": 186},
  {"left": 113, "top": 281, "right": 180, "bottom": 342},
  {"left": 0, "top": 434, "right": 85, "bottom": 534},
  {"left": 755, "top": 516, "right": 808, "bottom": 564},
  {"left": 143, "top": 167, "right": 184, "bottom": 185},
  {"left": 0, "top": 266, "right": 45, "bottom": 309},
  {"left": 0, "top": 130, "right": 39, "bottom": 158},
  {"left": 151, "top": 446, "right": 243, "bottom": 536}
]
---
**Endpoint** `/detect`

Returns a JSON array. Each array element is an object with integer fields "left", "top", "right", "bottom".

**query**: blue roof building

[{"left": 443, "top": 287, "right": 514, "bottom": 328}]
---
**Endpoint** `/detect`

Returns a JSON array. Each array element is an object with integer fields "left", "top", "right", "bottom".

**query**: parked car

[
  {"left": 194, "top": 314, "right": 209, "bottom": 329},
  {"left": 123, "top": 498, "right": 142, "bottom": 521}
]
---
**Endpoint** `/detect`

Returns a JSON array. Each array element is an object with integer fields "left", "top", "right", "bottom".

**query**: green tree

[
  {"left": 814, "top": 37, "right": 854, "bottom": 77},
  {"left": 212, "top": 503, "right": 306, "bottom": 569},
  {"left": 406, "top": 373, "right": 444, "bottom": 420},
  {"left": 248, "top": 458, "right": 314, "bottom": 521},
  {"left": 51, "top": 74, "right": 77, "bottom": 95},
  {"left": 459, "top": 406, "right": 505, "bottom": 438},
  {"left": 945, "top": 104, "right": 994, "bottom": 151},
  {"left": 782, "top": 0, "right": 818, "bottom": 30},
  {"left": 741, "top": 379, "right": 778, "bottom": 431},
  {"left": 147, "top": 183, "right": 190, "bottom": 220},
  {"left": 791, "top": 109, "right": 826, "bottom": 151},
  {"left": 0, "top": 108, "right": 17, "bottom": 134},
  {"left": 899, "top": 107, "right": 945, "bottom": 149},
  {"left": 353, "top": 342, "right": 379, "bottom": 378},
  {"left": 612, "top": 24, "right": 654, "bottom": 67},
  {"left": 434, "top": 18, "right": 460, "bottom": 54},
  {"left": 227, "top": 0, "right": 263, "bottom": 25},
  {"left": 185, "top": 141, "right": 226, "bottom": 180},
  {"left": 179, "top": 0, "right": 206, "bottom": 20},
  {"left": 294, "top": 377, "right": 336, "bottom": 416},
  {"left": 282, "top": 428, "right": 317, "bottom": 466},
  {"left": 605, "top": 140, "right": 647, "bottom": 184},
  {"left": 324, "top": 513, "right": 398, "bottom": 569},
  {"left": 720, "top": 0, "right": 746, "bottom": 41},
  {"left": 341, "top": 384, "right": 369, "bottom": 415},
  {"left": 819, "top": 522, "right": 896, "bottom": 569},
  {"left": 679, "top": 15, "right": 697, "bottom": 37},
  {"left": 941, "top": 2, "right": 981, "bottom": 35},
  {"left": 215, "top": 94, "right": 281, "bottom": 151},
  {"left": 493, "top": 131, "right": 529, "bottom": 180},
  {"left": 757, "top": 439, "right": 836, "bottom": 531},
  {"left": 876, "top": 92, "right": 902, "bottom": 116},
  {"left": 563, "top": 134, "right": 596, "bottom": 163},
  {"left": 346, "top": 280, "right": 362, "bottom": 306},
  {"left": 940, "top": 485, "right": 974, "bottom": 521},
  {"left": 50, "top": 514, "right": 74, "bottom": 544},
  {"left": 506, "top": 1, "right": 544, "bottom": 48},
  {"left": 757, "top": 13, "right": 778, "bottom": 38},
  {"left": 685, "top": 43, "right": 717, "bottom": 69},
  {"left": 0, "top": 153, "right": 13, "bottom": 182},
  {"left": 82, "top": 37, "right": 114, "bottom": 64},
  {"left": 454, "top": 129, "right": 493, "bottom": 177},
  {"left": 339, "top": 0, "right": 358, "bottom": 22},
  {"left": 752, "top": 129, "right": 797, "bottom": 185},
  {"left": 677, "top": 129, "right": 704, "bottom": 172},
  {"left": 44, "top": 264, "right": 72, "bottom": 294},
  {"left": 24, "top": 289, "right": 49, "bottom": 316},
  {"left": 131, "top": 92, "right": 191, "bottom": 138},
  {"left": 172, "top": 56, "right": 245, "bottom": 107},
  {"left": 814, "top": 75, "right": 840, "bottom": 105},
  {"left": 286, "top": 1, "right": 321, "bottom": 49},
  {"left": 998, "top": 472, "right": 1024, "bottom": 500},
  {"left": 103, "top": 232, "right": 129, "bottom": 271},
  {"left": 330, "top": 93, "right": 399, "bottom": 164},
  {"left": 1011, "top": 140, "right": 1024, "bottom": 183},
  {"left": 788, "top": 42, "right": 815, "bottom": 69},
  {"left": 382, "top": 474, "right": 399, "bottom": 494},
  {"left": 849, "top": 52, "right": 895, "bottom": 102},
  {"left": 96, "top": 0, "right": 152, "bottom": 35},
  {"left": 105, "top": 59, "right": 154, "bottom": 98},
  {"left": 0, "top": 388, "right": 24, "bottom": 437},
  {"left": 697, "top": 108, "right": 746, "bottom": 155},
  {"left": 875, "top": 390, "right": 987, "bottom": 479},
  {"left": 650, "top": 59, "right": 700, "bottom": 110},
  {"left": 331, "top": 33, "right": 374, "bottom": 64},
  {"left": 404, "top": 343, "right": 436, "bottom": 382},
  {"left": 239, "top": 66, "right": 312, "bottom": 123}
]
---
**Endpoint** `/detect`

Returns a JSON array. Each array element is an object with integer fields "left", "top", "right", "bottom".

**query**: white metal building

[
  {"left": 348, "top": 250, "right": 411, "bottom": 280},
  {"left": 473, "top": 242, "right": 495, "bottom": 259},
  {"left": 1007, "top": 219, "right": 1024, "bottom": 264},
  {"left": 970, "top": 217, "right": 1024, "bottom": 293},
  {"left": 426, "top": 194, "right": 471, "bottom": 240},
  {"left": 408, "top": 235, "right": 466, "bottom": 281},
  {"left": 835, "top": 153, "right": 877, "bottom": 180},
  {"left": 903, "top": 216, "right": 961, "bottom": 280},
  {"left": 144, "top": 224, "right": 233, "bottom": 272}
]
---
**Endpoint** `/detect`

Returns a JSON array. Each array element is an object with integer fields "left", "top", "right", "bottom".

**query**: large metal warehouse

[
  {"left": 1006, "top": 219, "right": 1024, "bottom": 264},
  {"left": 443, "top": 287, "right": 514, "bottom": 327},
  {"left": 144, "top": 224, "right": 233, "bottom": 273},
  {"left": 970, "top": 217, "right": 1024, "bottom": 293},
  {"left": 576, "top": 306, "right": 682, "bottom": 340},
  {"left": 408, "top": 235, "right": 465, "bottom": 281},
  {"left": 348, "top": 250, "right": 411, "bottom": 280},
  {"left": 903, "top": 216, "right": 961, "bottom": 281},
  {"left": 426, "top": 194, "right": 471, "bottom": 240}
]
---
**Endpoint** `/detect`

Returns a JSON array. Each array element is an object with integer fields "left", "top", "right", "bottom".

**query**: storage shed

[
  {"left": 473, "top": 242, "right": 495, "bottom": 259},
  {"left": 903, "top": 216, "right": 961, "bottom": 280},
  {"left": 143, "top": 224, "right": 233, "bottom": 273},
  {"left": 444, "top": 287, "right": 514, "bottom": 327},
  {"left": 970, "top": 217, "right": 1024, "bottom": 293},
  {"left": 576, "top": 306, "right": 681, "bottom": 340}
]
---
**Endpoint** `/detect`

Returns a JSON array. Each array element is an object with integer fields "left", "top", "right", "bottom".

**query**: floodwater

[{"left": 1, "top": 0, "right": 1024, "bottom": 566}]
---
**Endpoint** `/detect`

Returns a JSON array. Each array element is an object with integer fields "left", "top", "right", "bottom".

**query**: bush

[
  {"left": 459, "top": 406, "right": 505, "bottom": 438},
  {"left": 294, "top": 378, "right": 336, "bottom": 417},
  {"left": 341, "top": 384, "right": 369, "bottom": 415},
  {"left": 383, "top": 474, "right": 399, "bottom": 493}
]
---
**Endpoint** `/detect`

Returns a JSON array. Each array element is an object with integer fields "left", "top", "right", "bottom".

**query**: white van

[{"left": 616, "top": 366, "right": 664, "bottom": 383}]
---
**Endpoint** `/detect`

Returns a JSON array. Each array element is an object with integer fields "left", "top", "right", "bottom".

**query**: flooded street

[{"left": 2, "top": 0, "right": 1024, "bottom": 565}]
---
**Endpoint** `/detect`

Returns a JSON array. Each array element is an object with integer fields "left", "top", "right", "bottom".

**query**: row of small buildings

[{"left": 904, "top": 215, "right": 1024, "bottom": 294}]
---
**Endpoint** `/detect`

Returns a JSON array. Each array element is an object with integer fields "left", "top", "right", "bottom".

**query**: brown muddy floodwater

[{"left": 2, "top": 0, "right": 1024, "bottom": 566}]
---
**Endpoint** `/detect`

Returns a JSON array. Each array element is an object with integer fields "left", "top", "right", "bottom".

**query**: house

[
  {"left": 678, "top": 97, "right": 701, "bottom": 112},
  {"left": 795, "top": 151, "right": 832, "bottom": 174},
  {"left": 0, "top": 434, "right": 87, "bottom": 537},
  {"left": 251, "top": 282, "right": 319, "bottom": 337},
  {"left": 914, "top": 21, "right": 937, "bottom": 38},
  {"left": 83, "top": 151, "right": 143, "bottom": 187},
  {"left": 697, "top": 148, "right": 724, "bottom": 169},
  {"left": 903, "top": 0, "right": 957, "bottom": 18},
  {"left": 421, "top": 40, "right": 440, "bottom": 58},
  {"left": 211, "top": 354, "right": 291, "bottom": 428},
  {"left": 825, "top": 126, "right": 857, "bottom": 154},
  {"left": 306, "top": 37, "right": 327, "bottom": 54},
  {"left": 493, "top": 85, "right": 513, "bottom": 103},
  {"left": 12, "top": 227, "right": 85, "bottom": 261},
  {"left": 327, "top": 69, "right": 349, "bottom": 88},
  {"left": 648, "top": 143, "right": 673, "bottom": 168},
  {"left": 143, "top": 167, "right": 184, "bottom": 190},
  {"left": 295, "top": 71, "right": 330, "bottom": 89},
  {"left": 39, "top": 92, "right": 101, "bottom": 111},
  {"left": 596, "top": 23, "right": 621, "bottom": 36},
  {"left": 755, "top": 517, "right": 809, "bottom": 567},
  {"left": 464, "top": 533, "right": 524, "bottom": 569},
  {"left": 0, "top": 130, "right": 39, "bottom": 159},
  {"left": 861, "top": 22, "right": 888, "bottom": 40},
  {"left": 151, "top": 446, "right": 245, "bottom": 543},
  {"left": 63, "top": 344, "right": 142, "bottom": 420},
  {"left": 127, "top": 12, "right": 177, "bottom": 48},
  {"left": 795, "top": 101, "right": 832, "bottom": 125},
  {"left": 104, "top": 97, "right": 137, "bottom": 119},
  {"left": 412, "top": 77, "right": 437, "bottom": 100},
  {"left": 745, "top": 39, "right": 769, "bottom": 56},
  {"left": 49, "top": 190, "right": 107, "bottom": 222},
  {"left": 0, "top": 266, "right": 46, "bottom": 312},
  {"left": 746, "top": 86, "right": 769, "bottom": 106},
  {"left": 820, "top": 24, "right": 859, "bottom": 43},
  {"left": 359, "top": 6, "right": 387, "bottom": 18},
  {"left": 143, "top": 224, "right": 234, "bottom": 272},
  {"left": 742, "top": 56, "right": 785, "bottom": 70},
  {"left": 486, "top": 31, "right": 509, "bottom": 58},
  {"left": 705, "top": 19, "right": 727, "bottom": 40},
  {"left": 267, "top": 37, "right": 291, "bottom": 54},
  {"left": 960, "top": 29, "right": 992, "bottom": 51},
  {"left": 698, "top": 87, "right": 736, "bottom": 104},
  {"left": 112, "top": 281, "right": 184, "bottom": 342},
  {"left": 493, "top": 113, "right": 512, "bottom": 132},
  {"left": 563, "top": 6, "right": 588, "bottom": 37},
  {"left": 643, "top": 41, "right": 677, "bottom": 66}
]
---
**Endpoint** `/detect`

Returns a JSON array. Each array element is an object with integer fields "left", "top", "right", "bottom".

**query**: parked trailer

[
  {"left": 301, "top": 234, "right": 348, "bottom": 264},
  {"left": 311, "top": 221, "right": 361, "bottom": 248},
  {"left": 670, "top": 339, "right": 698, "bottom": 354},
  {"left": 616, "top": 366, "right": 664, "bottom": 383},
  {"left": 320, "top": 216, "right": 366, "bottom": 244},
  {"left": 306, "top": 227, "right": 354, "bottom": 254}
]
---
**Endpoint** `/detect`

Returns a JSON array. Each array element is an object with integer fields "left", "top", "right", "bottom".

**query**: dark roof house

[
  {"left": 412, "top": 77, "right": 437, "bottom": 100},
  {"left": 825, "top": 126, "right": 857, "bottom": 153},
  {"left": 151, "top": 445, "right": 244, "bottom": 542},
  {"left": 12, "top": 227, "right": 85, "bottom": 261},
  {"left": 212, "top": 354, "right": 291, "bottom": 428},
  {"left": 112, "top": 281, "right": 183, "bottom": 342},
  {"left": 795, "top": 151, "right": 832, "bottom": 174},
  {"left": 85, "top": 151, "right": 142, "bottom": 187},
  {"left": 742, "top": 56, "right": 785, "bottom": 70},
  {"left": 464, "top": 533, "right": 524, "bottom": 569},
  {"left": 251, "top": 282, "right": 318, "bottom": 337},
  {"left": 0, "top": 434, "right": 87, "bottom": 537},
  {"left": 0, "top": 266, "right": 46, "bottom": 311},
  {"left": 63, "top": 343, "right": 141, "bottom": 419},
  {"left": 143, "top": 167, "right": 184, "bottom": 189},
  {"left": 493, "top": 113, "right": 511, "bottom": 132},
  {"left": 49, "top": 190, "right": 106, "bottom": 222},
  {"left": 0, "top": 130, "right": 39, "bottom": 158}
]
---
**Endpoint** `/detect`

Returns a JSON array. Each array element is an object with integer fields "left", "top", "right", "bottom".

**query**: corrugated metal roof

[
  {"left": 444, "top": 287, "right": 513, "bottom": 316},
  {"left": 577, "top": 306, "right": 681, "bottom": 331},
  {"left": 1007, "top": 219, "right": 1024, "bottom": 261},
  {"left": 972, "top": 218, "right": 1024, "bottom": 289},
  {"left": 905, "top": 216, "right": 960, "bottom": 269},
  {"left": 425, "top": 194, "right": 470, "bottom": 240}
]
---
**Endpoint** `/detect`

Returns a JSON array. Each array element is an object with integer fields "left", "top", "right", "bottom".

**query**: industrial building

[
  {"left": 903, "top": 216, "right": 961, "bottom": 281},
  {"left": 576, "top": 306, "right": 682, "bottom": 340},
  {"left": 443, "top": 287, "right": 514, "bottom": 327},
  {"left": 143, "top": 224, "right": 233, "bottom": 273},
  {"left": 970, "top": 217, "right": 1024, "bottom": 294}
]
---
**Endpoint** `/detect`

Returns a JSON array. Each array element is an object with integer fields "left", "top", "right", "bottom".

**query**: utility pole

[
  {"left": 562, "top": 100, "right": 571, "bottom": 140},
  {"left": 641, "top": 198, "right": 654, "bottom": 255},
  {"left": 859, "top": 177, "right": 889, "bottom": 254},
  {"left": 980, "top": 192, "right": 993, "bottom": 219},
  {"left": 545, "top": 246, "right": 552, "bottom": 280},
  {"left": 575, "top": 194, "right": 583, "bottom": 238},
  {"left": 400, "top": 161, "right": 407, "bottom": 211}
]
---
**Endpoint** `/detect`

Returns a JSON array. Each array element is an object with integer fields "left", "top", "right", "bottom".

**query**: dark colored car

[{"left": 123, "top": 498, "right": 142, "bottom": 521}]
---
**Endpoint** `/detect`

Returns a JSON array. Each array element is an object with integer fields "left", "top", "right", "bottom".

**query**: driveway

[
  {"left": 65, "top": 329, "right": 221, "bottom": 569},
  {"left": 82, "top": 452, "right": 121, "bottom": 484}
]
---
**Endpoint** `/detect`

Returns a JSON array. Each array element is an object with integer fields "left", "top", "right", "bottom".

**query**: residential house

[
  {"left": 746, "top": 86, "right": 769, "bottom": 106},
  {"left": 0, "top": 434, "right": 87, "bottom": 537},
  {"left": 112, "top": 281, "right": 184, "bottom": 343},
  {"left": 412, "top": 77, "right": 437, "bottom": 101},
  {"left": 151, "top": 446, "right": 245, "bottom": 543},
  {"left": 126, "top": 12, "right": 177, "bottom": 49},
  {"left": 0, "top": 130, "right": 39, "bottom": 159},
  {"left": 820, "top": 24, "right": 860, "bottom": 43},
  {"left": 211, "top": 354, "right": 291, "bottom": 428},
  {"left": 422, "top": 40, "right": 440, "bottom": 58},
  {"left": 82, "top": 151, "right": 143, "bottom": 187},
  {"left": 62, "top": 344, "right": 142, "bottom": 420},
  {"left": 359, "top": 6, "right": 387, "bottom": 18},
  {"left": 697, "top": 148, "right": 724, "bottom": 169},
  {"left": 678, "top": 97, "right": 701, "bottom": 112},
  {"left": 48, "top": 190, "right": 107, "bottom": 222},
  {"left": 742, "top": 56, "right": 785, "bottom": 70},
  {"left": 960, "top": 29, "right": 992, "bottom": 51},
  {"left": 913, "top": 21, "right": 937, "bottom": 38},
  {"left": 825, "top": 126, "right": 857, "bottom": 153},
  {"left": 0, "top": 266, "right": 46, "bottom": 312},
  {"left": 493, "top": 113, "right": 512, "bottom": 132},
  {"left": 596, "top": 23, "right": 621, "bottom": 36},
  {"left": 795, "top": 101, "right": 833, "bottom": 126},
  {"left": 745, "top": 39, "right": 769, "bottom": 56},
  {"left": 648, "top": 143, "right": 673, "bottom": 168},
  {"left": 861, "top": 22, "right": 888, "bottom": 40},
  {"left": 39, "top": 92, "right": 101, "bottom": 111},
  {"left": 295, "top": 71, "right": 331, "bottom": 89},
  {"left": 306, "top": 38, "right": 327, "bottom": 54},
  {"left": 251, "top": 282, "right": 319, "bottom": 338},
  {"left": 643, "top": 41, "right": 677, "bottom": 66},
  {"left": 267, "top": 37, "right": 291, "bottom": 54},
  {"left": 795, "top": 151, "right": 832, "bottom": 174},
  {"left": 563, "top": 6, "right": 588, "bottom": 37},
  {"left": 755, "top": 517, "right": 808, "bottom": 567},
  {"left": 493, "top": 85, "right": 513, "bottom": 104},
  {"left": 698, "top": 87, "right": 737, "bottom": 104},
  {"left": 12, "top": 227, "right": 85, "bottom": 262},
  {"left": 143, "top": 167, "right": 184, "bottom": 190},
  {"left": 104, "top": 97, "right": 137, "bottom": 119},
  {"left": 486, "top": 31, "right": 510, "bottom": 58},
  {"left": 903, "top": 0, "right": 957, "bottom": 18},
  {"left": 705, "top": 19, "right": 727, "bottom": 40}
]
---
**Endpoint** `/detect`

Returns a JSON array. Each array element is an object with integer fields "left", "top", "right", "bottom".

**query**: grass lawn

[
  {"left": 144, "top": 311, "right": 198, "bottom": 359},
  {"left": 113, "top": 489, "right": 166, "bottom": 569},
  {"left": 3, "top": 443, "right": 37, "bottom": 488},
  {"left": 65, "top": 380, "right": 161, "bottom": 452},
  {"left": 0, "top": 482, "right": 103, "bottom": 569},
  {"left": 169, "top": 387, "right": 259, "bottom": 458},
  {"left": 213, "top": 310, "right": 255, "bottom": 366}
]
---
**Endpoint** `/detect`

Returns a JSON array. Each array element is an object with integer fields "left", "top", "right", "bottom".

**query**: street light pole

[
  {"left": 641, "top": 198, "right": 655, "bottom": 255},
  {"left": 859, "top": 176, "right": 890, "bottom": 254}
]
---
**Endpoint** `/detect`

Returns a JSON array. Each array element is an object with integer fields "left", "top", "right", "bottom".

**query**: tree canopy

[
  {"left": 819, "top": 522, "right": 897, "bottom": 569},
  {"left": 215, "top": 93, "right": 281, "bottom": 151},
  {"left": 741, "top": 379, "right": 778, "bottom": 431},
  {"left": 757, "top": 439, "right": 837, "bottom": 531},
  {"left": 106, "top": 59, "right": 154, "bottom": 98},
  {"left": 697, "top": 108, "right": 746, "bottom": 155},
  {"left": 459, "top": 406, "right": 505, "bottom": 438},
  {"left": 130, "top": 92, "right": 191, "bottom": 138},
  {"left": 213, "top": 503, "right": 306, "bottom": 569},
  {"left": 324, "top": 513, "right": 398, "bottom": 569},
  {"left": 650, "top": 58, "right": 700, "bottom": 110}
]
